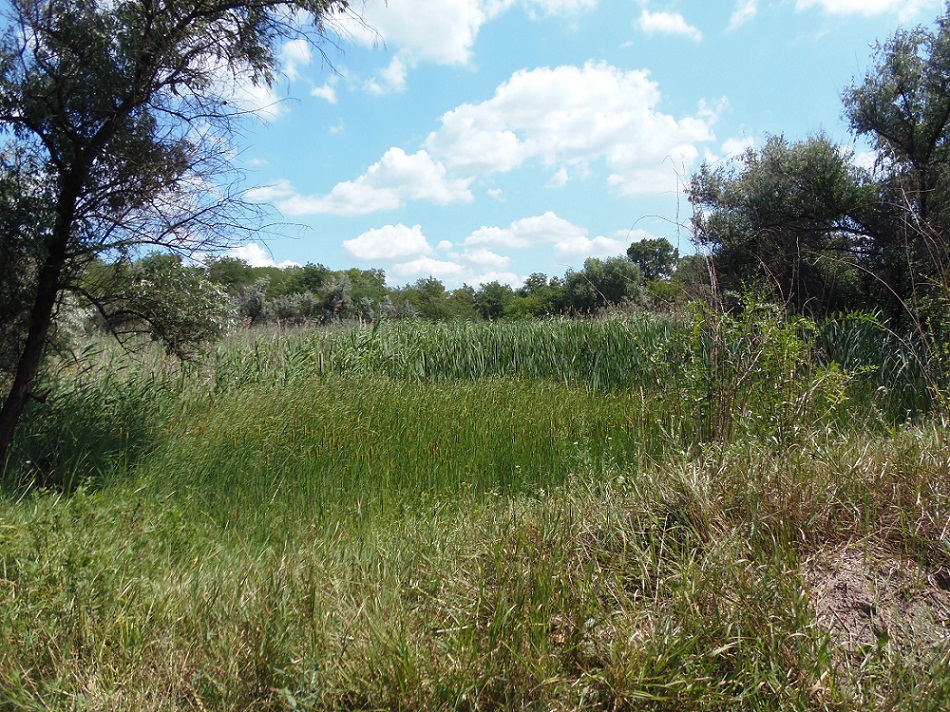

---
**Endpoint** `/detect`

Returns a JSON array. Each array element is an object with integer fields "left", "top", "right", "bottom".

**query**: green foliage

[
  {"left": 473, "top": 280, "right": 515, "bottom": 320},
  {"left": 626, "top": 237, "right": 679, "bottom": 281},
  {"left": 0, "top": 0, "right": 356, "bottom": 465},
  {"left": 1, "top": 311, "right": 949, "bottom": 707},
  {"left": 844, "top": 7, "right": 950, "bottom": 232},
  {"left": 564, "top": 256, "right": 644, "bottom": 313},
  {"left": 95, "top": 253, "right": 233, "bottom": 358},
  {"left": 678, "top": 295, "right": 850, "bottom": 442},
  {"left": 690, "top": 134, "right": 874, "bottom": 317},
  {"left": 206, "top": 256, "right": 255, "bottom": 293},
  {"left": 843, "top": 4, "right": 950, "bottom": 320}
]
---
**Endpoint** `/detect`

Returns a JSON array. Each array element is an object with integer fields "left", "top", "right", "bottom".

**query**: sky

[{"left": 223, "top": 0, "right": 946, "bottom": 289}]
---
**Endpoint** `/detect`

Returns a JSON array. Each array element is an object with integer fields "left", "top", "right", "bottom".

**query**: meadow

[{"left": 1, "top": 309, "right": 949, "bottom": 710}]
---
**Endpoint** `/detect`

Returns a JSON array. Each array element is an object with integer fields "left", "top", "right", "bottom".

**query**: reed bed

[{"left": 207, "top": 316, "right": 686, "bottom": 393}]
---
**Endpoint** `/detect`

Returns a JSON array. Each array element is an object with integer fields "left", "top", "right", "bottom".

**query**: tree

[
  {"left": 843, "top": 3, "right": 950, "bottom": 318},
  {"left": 207, "top": 256, "right": 255, "bottom": 293},
  {"left": 0, "top": 0, "right": 354, "bottom": 468},
  {"left": 564, "top": 257, "right": 644, "bottom": 313},
  {"left": 402, "top": 277, "right": 453, "bottom": 321},
  {"left": 626, "top": 237, "right": 679, "bottom": 281},
  {"left": 508, "top": 272, "right": 566, "bottom": 317},
  {"left": 474, "top": 280, "right": 514, "bottom": 320},
  {"left": 89, "top": 253, "right": 232, "bottom": 358},
  {"left": 689, "top": 134, "right": 877, "bottom": 316}
]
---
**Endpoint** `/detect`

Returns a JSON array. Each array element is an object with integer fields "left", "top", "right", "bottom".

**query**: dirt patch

[{"left": 803, "top": 542, "right": 950, "bottom": 664}]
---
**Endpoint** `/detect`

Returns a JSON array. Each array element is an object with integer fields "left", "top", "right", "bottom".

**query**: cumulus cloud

[
  {"left": 343, "top": 224, "right": 432, "bottom": 260},
  {"left": 547, "top": 167, "right": 569, "bottom": 188},
  {"left": 463, "top": 247, "right": 511, "bottom": 270},
  {"left": 554, "top": 234, "right": 627, "bottom": 259},
  {"left": 311, "top": 77, "right": 339, "bottom": 104},
  {"left": 341, "top": 0, "right": 599, "bottom": 65},
  {"left": 638, "top": 10, "right": 703, "bottom": 41},
  {"left": 355, "top": 212, "right": 643, "bottom": 288},
  {"left": 331, "top": 0, "right": 599, "bottom": 98},
  {"left": 225, "top": 243, "right": 299, "bottom": 268},
  {"left": 463, "top": 211, "right": 626, "bottom": 260},
  {"left": 280, "top": 39, "right": 313, "bottom": 81},
  {"left": 465, "top": 212, "right": 586, "bottom": 250},
  {"left": 338, "top": 0, "right": 492, "bottom": 67},
  {"left": 266, "top": 149, "right": 474, "bottom": 216},
  {"left": 795, "top": 0, "right": 940, "bottom": 20},
  {"left": 472, "top": 271, "right": 522, "bottom": 287},
  {"left": 389, "top": 256, "right": 468, "bottom": 282},
  {"left": 721, "top": 136, "right": 756, "bottom": 158},
  {"left": 425, "top": 62, "right": 714, "bottom": 195}
]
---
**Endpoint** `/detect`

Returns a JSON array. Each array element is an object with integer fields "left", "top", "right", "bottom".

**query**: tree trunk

[
  {"left": 0, "top": 240, "right": 67, "bottom": 470},
  {"left": 0, "top": 169, "right": 78, "bottom": 473}
]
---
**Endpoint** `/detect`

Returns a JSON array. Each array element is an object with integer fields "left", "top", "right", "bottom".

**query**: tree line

[
  {"left": 52, "top": 237, "right": 703, "bottom": 356},
  {"left": 194, "top": 236, "right": 704, "bottom": 325}
]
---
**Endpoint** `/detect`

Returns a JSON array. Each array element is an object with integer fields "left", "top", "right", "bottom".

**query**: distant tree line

[{"left": 197, "top": 237, "right": 708, "bottom": 326}]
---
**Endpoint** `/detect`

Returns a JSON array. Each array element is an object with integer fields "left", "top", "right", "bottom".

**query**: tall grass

[
  {"left": 142, "top": 377, "right": 676, "bottom": 542},
  {"left": 5, "top": 310, "right": 936, "bottom": 495},
  {"left": 207, "top": 316, "right": 685, "bottom": 393}
]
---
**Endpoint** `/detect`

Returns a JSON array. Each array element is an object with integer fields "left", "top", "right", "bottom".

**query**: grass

[{"left": 1, "top": 313, "right": 948, "bottom": 710}]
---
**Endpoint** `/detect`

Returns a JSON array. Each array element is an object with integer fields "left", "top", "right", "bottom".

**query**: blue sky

[{"left": 224, "top": 0, "right": 944, "bottom": 288}]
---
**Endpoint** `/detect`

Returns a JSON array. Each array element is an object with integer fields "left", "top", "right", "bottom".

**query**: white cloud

[
  {"left": 528, "top": 0, "right": 598, "bottom": 12},
  {"left": 390, "top": 256, "right": 468, "bottom": 282},
  {"left": 280, "top": 39, "right": 313, "bottom": 81},
  {"left": 638, "top": 10, "right": 703, "bottom": 42},
  {"left": 311, "top": 78, "right": 338, "bottom": 104},
  {"left": 728, "top": 0, "right": 758, "bottom": 30},
  {"left": 343, "top": 224, "right": 432, "bottom": 260},
  {"left": 463, "top": 247, "right": 511, "bottom": 269},
  {"left": 721, "top": 136, "right": 756, "bottom": 158},
  {"left": 465, "top": 211, "right": 586, "bottom": 250},
  {"left": 853, "top": 150, "right": 878, "bottom": 171},
  {"left": 554, "top": 235, "right": 627, "bottom": 259},
  {"left": 225, "top": 77, "right": 285, "bottom": 122},
  {"left": 472, "top": 271, "right": 521, "bottom": 288},
  {"left": 269, "top": 148, "right": 474, "bottom": 216},
  {"left": 245, "top": 179, "right": 297, "bottom": 204},
  {"left": 225, "top": 243, "right": 285, "bottom": 268},
  {"left": 364, "top": 57, "right": 408, "bottom": 95},
  {"left": 547, "top": 166, "right": 569, "bottom": 188},
  {"left": 795, "top": 0, "right": 940, "bottom": 20},
  {"left": 424, "top": 61, "right": 715, "bottom": 195},
  {"left": 339, "top": 0, "right": 598, "bottom": 68},
  {"left": 340, "top": 0, "right": 492, "bottom": 67}
]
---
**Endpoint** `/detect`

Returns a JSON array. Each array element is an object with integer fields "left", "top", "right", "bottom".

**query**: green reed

[{"left": 143, "top": 376, "right": 673, "bottom": 542}]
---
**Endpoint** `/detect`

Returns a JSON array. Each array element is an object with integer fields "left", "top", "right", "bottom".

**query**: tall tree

[
  {"left": 626, "top": 237, "right": 679, "bottom": 281},
  {"left": 0, "top": 0, "right": 353, "bottom": 468},
  {"left": 843, "top": 3, "right": 950, "bottom": 316}
]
